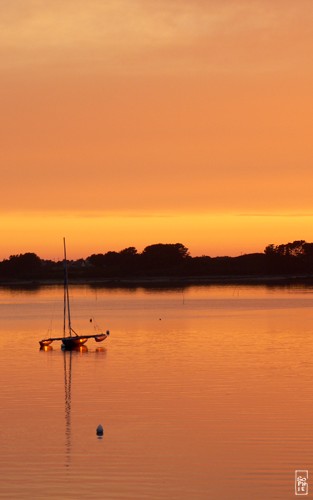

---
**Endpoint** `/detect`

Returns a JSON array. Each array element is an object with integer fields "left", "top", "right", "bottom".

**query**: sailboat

[{"left": 39, "top": 238, "right": 110, "bottom": 349}]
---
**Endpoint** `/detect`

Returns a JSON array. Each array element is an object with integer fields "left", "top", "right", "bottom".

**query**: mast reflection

[
  {"left": 64, "top": 349, "right": 72, "bottom": 467},
  {"left": 63, "top": 345, "right": 88, "bottom": 468},
  {"left": 40, "top": 344, "right": 105, "bottom": 466}
]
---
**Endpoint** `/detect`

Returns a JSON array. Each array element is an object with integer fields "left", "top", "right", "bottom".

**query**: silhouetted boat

[{"left": 39, "top": 238, "right": 110, "bottom": 349}]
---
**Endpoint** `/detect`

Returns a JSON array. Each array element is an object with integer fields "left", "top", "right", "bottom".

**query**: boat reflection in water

[
  {"left": 64, "top": 349, "right": 72, "bottom": 467},
  {"left": 40, "top": 345, "right": 106, "bottom": 467},
  {"left": 40, "top": 344, "right": 53, "bottom": 352},
  {"left": 63, "top": 346, "right": 89, "bottom": 467}
]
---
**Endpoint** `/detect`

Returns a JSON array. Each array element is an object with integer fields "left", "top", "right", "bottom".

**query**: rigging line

[{"left": 89, "top": 315, "right": 102, "bottom": 333}]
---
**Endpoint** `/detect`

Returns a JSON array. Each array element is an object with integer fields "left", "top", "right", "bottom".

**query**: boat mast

[{"left": 63, "top": 237, "right": 72, "bottom": 336}]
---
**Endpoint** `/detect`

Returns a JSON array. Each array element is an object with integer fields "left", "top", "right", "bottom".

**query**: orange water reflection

[{"left": 1, "top": 284, "right": 313, "bottom": 499}]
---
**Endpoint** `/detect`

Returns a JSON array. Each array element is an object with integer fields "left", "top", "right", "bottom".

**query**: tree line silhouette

[{"left": 1, "top": 240, "right": 313, "bottom": 283}]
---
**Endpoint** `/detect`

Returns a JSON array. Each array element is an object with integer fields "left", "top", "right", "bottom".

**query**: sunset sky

[{"left": 1, "top": 0, "right": 313, "bottom": 260}]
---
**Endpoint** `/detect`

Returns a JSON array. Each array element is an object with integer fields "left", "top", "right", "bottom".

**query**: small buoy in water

[{"left": 96, "top": 424, "right": 103, "bottom": 436}]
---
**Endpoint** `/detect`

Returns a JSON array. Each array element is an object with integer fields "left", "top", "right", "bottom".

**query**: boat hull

[
  {"left": 61, "top": 336, "right": 88, "bottom": 349},
  {"left": 39, "top": 332, "right": 109, "bottom": 349}
]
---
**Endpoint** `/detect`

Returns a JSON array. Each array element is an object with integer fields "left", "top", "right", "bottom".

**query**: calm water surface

[{"left": 1, "top": 284, "right": 313, "bottom": 499}]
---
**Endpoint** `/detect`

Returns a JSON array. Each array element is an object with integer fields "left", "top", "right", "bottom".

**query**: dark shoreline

[{"left": 2, "top": 274, "right": 313, "bottom": 289}]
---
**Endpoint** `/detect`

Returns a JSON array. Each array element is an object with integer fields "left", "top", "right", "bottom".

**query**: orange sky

[{"left": 1, "top": 0, "right": 313, "bottom": 259}]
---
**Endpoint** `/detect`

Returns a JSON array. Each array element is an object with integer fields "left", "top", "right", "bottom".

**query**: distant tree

[
  {"left": 119, "top": 247, "right": 138, "bottom": 256},
  {"left": 1, "top": 252, "right": 42, "bottom": 278},
  {"left": 86, "top": 253, "right": 106, "bottom": 268},
  {"left": 264, "top": 244, "right": 276, "bottom": 255},
  {"left": 303, "top": 242, "right": 313, "bottom": 256},
  {"left": 116, "top": 247, "right": 139, "bottom": 275},
  {"left": 102, "top": 251, "right": 120, "bottom": 266},
  {"left": 142, "top": 243, "right": 190, "bottom": 271},
  {"left": 265, "top": 240, "right": 307, "bottom": 257},
  {"left": 282, "top": 240, "right": 306, "bottom": 257},
  {"left": 263, "top": 240, "right": 313, "bottom": 274},
  {"left": 188, "top": 256, "right": 212, "bottom": 275}
]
